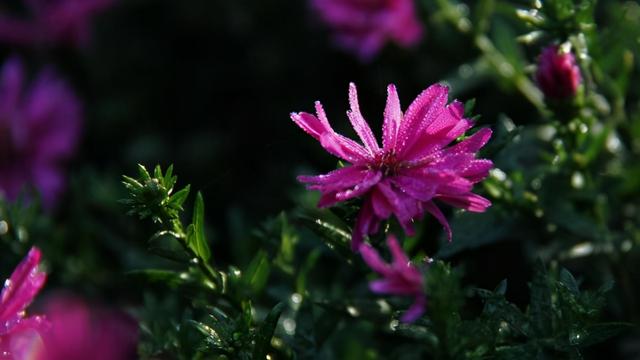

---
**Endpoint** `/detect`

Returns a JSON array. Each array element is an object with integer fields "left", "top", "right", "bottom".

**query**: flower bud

[{"left": 535, "top": 45, "right": 582, "bottom": 99}]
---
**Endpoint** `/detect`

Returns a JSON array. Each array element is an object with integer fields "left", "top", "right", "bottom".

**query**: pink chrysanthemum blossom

[
  {"left": 535, "top": 45, "right": 582, "bottom": 100},
  {"left": 38, "top": 295, "right": 138, "bottom": 360},
  {"left": 0, "top": 247, "right": 48, "bottom": 359},
  {"left": 0, "top": 0, "right": 114, "bottom": 48},
  {"left": 0, "top": 56, "right": 82, "bottom": 208},
  {"left": 359, "top": 234, "right": 425, "bottom": 322},
  {"left": 292, "top": 83, "right": 492, "bottom": 249},
  {"left": 311, "top": 0, "right": 423, "bottom": 60}
]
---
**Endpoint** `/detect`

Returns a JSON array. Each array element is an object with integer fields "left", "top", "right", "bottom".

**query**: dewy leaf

[
  {"left": 190, "top": 192, "right": 211, "bottom": 262},
  {"left": 252, "top": 302, "right": 284, "bottom": 360}
]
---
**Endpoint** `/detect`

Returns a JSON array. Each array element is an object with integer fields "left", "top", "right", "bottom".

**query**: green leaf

[
  {"left": 242, "top": 250, "right": 271, "bottom": 294},
  {"left": 188, "top": 192, "right": 211, "bottom": 262},
  {"left": 578, "top": 322, "right": 633, "bottom": 347},
  {"left": 559, "top": 268, "right": 580, "bottom": 296},
  {"left": 252, "top": 302, "right": 284, "bottom": 359},
  {"left": 168, "top": 185, "right": 191, "bottom": 209}
]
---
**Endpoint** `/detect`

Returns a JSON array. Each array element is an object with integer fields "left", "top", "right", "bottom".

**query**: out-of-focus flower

[
  {"left": 535, "top": 45, "right": 582, "bottom": 99},
  {"left": 292, "top": 83, "right": 492, "bottom": 249},
  {"left": 311, "top": 0, "right": 423, "bottom": 60},
  {"left": 359, "top": 234, "right": 425, "bottom": 322},
  {"left": 0, "top": 56, "right": 82, "bottom": 208},
  {"left": 38, "top": 295, "right": 138, "bottom": 360},
  {"left": 0, "top": 247, "right": 48, "bottom": 359},
  {"left": 0, "top": 0, "right": 114, "bottom": 48}
]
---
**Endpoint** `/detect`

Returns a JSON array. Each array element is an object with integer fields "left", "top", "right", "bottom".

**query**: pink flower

[
  {"left": 0, "top": 0, "right": 114, "bottom": 48},
  {"left": 0, "top": 56, "right": 82, "bottom": 208},
  {"left": 312, "top": 0, "right": 423, "bottom": 60},
  {"left": 0, "top": 247, "right": 48, "bottom": 359},
  {"left": 38, "top": 295, "right": 138, "bottom": 360},
  {"left": 535, "top": 45, "right": 582, "bottom": 99},
  {"left": 359, "top": 235, "right": 425, "bottom": 322},
  {"left": 292, "top": 83, "right": 492, "bottom": 249}
]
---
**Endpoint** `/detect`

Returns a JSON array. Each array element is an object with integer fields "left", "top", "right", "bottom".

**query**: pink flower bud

[{"left": 535, "top": 45, "right": 582, "bottom": 99}]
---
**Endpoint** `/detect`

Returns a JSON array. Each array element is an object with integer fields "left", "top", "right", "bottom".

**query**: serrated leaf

[{"left": 252, "top": 302, "right": 284, "bottom": 359}]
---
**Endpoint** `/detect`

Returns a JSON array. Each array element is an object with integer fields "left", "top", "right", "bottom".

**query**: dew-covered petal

[
  {"left": 291, "top": 106, "right": 370, "bottom": 163},
  {"left": 459, "top": 159, "right": 493, "bottom": 183},
  {"left": 382, "top": 84, "right": 403, "bottom": 151},
  {"left": 335, "top": 170, "right": 382, "bottom": 201},
  {"left": 396, "top": 84, "right": 449, "bottom": 156},
  {"left": 424, "top": 201, "right": 452, "bottom": 242},
  {"left": 447, "top": 128, "right": 492, "bottom": 154},
  {"left": 0, "top": 247, "right": 46, "bottom": 324},
  {"left": 438, "top": 193, "right": 491, "bottom": 213},
  {"left": 347, "top": 83, "right": 380, "bottom": 155}
]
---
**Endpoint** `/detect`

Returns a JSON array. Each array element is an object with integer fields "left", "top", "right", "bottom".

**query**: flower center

[{"left": 375, "top": 151, "right": 402, "bottom": 177}]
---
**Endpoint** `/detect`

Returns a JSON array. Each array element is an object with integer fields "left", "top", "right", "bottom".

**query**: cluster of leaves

[{"left": 122, "top": 165, "right": 283, "bottom": 359}]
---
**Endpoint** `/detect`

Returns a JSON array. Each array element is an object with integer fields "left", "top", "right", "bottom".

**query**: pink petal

[
  {"left": 291, "top": 106, "right": 370, "bottom": 163},
  {"left": 0, "top": 56, "right": 25, "bottom": 113},
  {"left": 359, "top": 243, "right": 392, "bottom": 276},
  {"left": 386, "top": 235, "right": 410, "bottom": 269},
  {"left": 397, "top": 84, "right": 449, "bottom": 156},
  {"left": 0, "top": 247, "right": 46, "bottom": 324},
  {"left": 382, "top": 84, "right": 403, "bottom": 152},
  {"left": 391, "top": 175, "right": 437, "bottom": 202},
  {"left": 448, "top": 128, "right": 492, "bottom": 154},
  {"left": 352, "top": 199, "right": 378, "bottom": 250},
  {"left": 438, "top": 193, "right": 491, "bottom": 212},
  {"left": 424, "top": 201, "right": 452, "bottom": 242},
  {"left": 459, "top": 160, "right": 493, "bottom": 183},
  {"left": 400, "top": 294, "right": 426, "bottom": 323},
  {"left": 335, "top": 170, "right": 382, "bottom": 201},
  {"left": 347, "top": 83, "right": 380, "bottom": 155},
  {"left": 376, "top": 181, "right": 416, "bottom": 235}
]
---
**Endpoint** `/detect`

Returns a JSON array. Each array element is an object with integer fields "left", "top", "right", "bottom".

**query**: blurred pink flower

[
  {"left": 0, "top": 0, "right": 114, "bottom": 48},
  {"left": 292, "top": 83, "right": 492, "bottom": 249},
  {"left": 0, "top": 56, "right": 82, "bottom": 208},
  {"left": 38, "top": 295, "right": 138, "bottom": 360},
  {"left": 359, "top": 234, "right": 425, "bottom": 322},
  {"left": 0, "top": 247, "right": 48, "bottom": 359},
  {"left": 535, "top": 45, "right": 582, "bottom": 99},
  {"left": 311, "top": 0, "right": 423, "bottom": 60}
]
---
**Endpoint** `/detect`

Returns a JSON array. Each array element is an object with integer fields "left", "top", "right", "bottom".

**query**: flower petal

[
  {"left": 386, "top": 235, "right": 410, "bottom": 269},
  {"left": 382, "top": 84, "right": 403, "bottom": 151},
  {"left": 438, "top": 193, "right": 491, "bottom": 213},
  {"left": 359, "top": 243, "right": 392, "bottom": 276},
  {"left": 352, "top": 199, "right": 379, "bottom": 250},
  {"left": 400, "top": 294, "right": 426, "bottom": 323},
  {"left": 397, "top": 84, "right": 449, "bottom": 156},
  {"left": 347, "top": 83, "right": 380, "bottom": 155},
  {"left": 291, "top": 103, "right": 370, "bottom": 163},
  {"left": 0, "top": 247, "right": 46, "bottom": 324}
]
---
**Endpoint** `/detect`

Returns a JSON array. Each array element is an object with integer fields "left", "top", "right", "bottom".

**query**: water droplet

[
  {"left": 389, "top": 320, "right": 399, "bottom": 331},
  {"left": 283, "top": 318, "right": 296, "bottom": 335},
  {"left": 0, "top": 221, "right": 8, "bottom": 235},
  {"left": 346, "top": 306, "right": 360, "bottom": 317},
  {"left": 571, "top": 172, "right": 585, "bottom": 189},
  {"left": 490, "top": 168, "right": 507, "bottom": 182}
]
